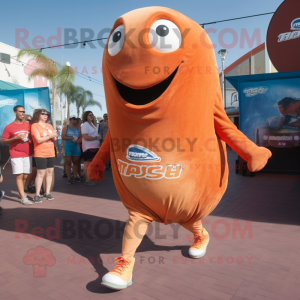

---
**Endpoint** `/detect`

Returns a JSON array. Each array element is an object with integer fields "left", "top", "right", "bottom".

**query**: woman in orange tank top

[{"left": 31, "top": 109, "right": 57, "bottom": 203}]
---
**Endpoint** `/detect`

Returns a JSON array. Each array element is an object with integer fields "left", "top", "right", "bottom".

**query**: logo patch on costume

[
  {"left": 126, "top": 144, "right": 161, "bottom": 162},
  {"left": 118, "top": 159, "right": 183, "bottom": 180}
]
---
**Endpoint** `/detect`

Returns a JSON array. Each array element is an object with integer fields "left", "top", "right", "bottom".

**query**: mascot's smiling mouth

[{"left": 115, "top": 66, "right": 179, "bottom": 105}]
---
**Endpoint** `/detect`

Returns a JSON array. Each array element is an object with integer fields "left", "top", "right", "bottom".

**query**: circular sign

[{"left": 267, "top": 0, "right": 300, "bottom": 72}]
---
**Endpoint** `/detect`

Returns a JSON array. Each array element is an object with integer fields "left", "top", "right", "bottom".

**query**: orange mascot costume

[{"left": 87, "top": 7, "right": 271, "bottom": 290}]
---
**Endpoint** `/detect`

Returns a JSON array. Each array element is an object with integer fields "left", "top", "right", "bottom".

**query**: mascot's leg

[
  {"left": 181, "top": 220, "right": 210, "bottom": 259},
  {"left": 101, "top": 210, "right": 152, "bottom": 290}
]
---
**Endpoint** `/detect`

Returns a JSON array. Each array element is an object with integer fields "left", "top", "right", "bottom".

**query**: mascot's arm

[
  {"left": 213, "top": 87, "right": 271, "bottom": 172},
  {"left": 87, "top": 129, "right": 111, "bottom": 182}
]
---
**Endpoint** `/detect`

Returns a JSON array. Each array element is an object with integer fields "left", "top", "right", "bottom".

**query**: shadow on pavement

[
  {"left": 52, "top": 159, "right": 122, "bottom": 202},
  {"left": 0, "top": 156, "right": 122, "bottom": 202},
  {"left": 210, "top": 150, "right": 300, "bottom": 226},
  {"left": 0, "top": 208, "right": 186, "bottom": 294}
]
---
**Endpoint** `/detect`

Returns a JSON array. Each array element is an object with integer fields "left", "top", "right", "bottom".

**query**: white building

[
  {"left": 0, "top": 42, "right": 66, "bottom": 127},
  {"left": 0, "top": 42, "right": 50, "bottom": 88}
]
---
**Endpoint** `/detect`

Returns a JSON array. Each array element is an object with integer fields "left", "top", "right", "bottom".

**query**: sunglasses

[
  {"left": 88, "top": 114, "right": 94, "bottom": 117},
  {"left": 70, "top": 118, "right": 77, "bottom": 120},
  {"left": 18, "top": 111, "right": 25, "bottom": 114},
  {"left": 41, "top": 113, "right": 50, "bottom": 116}
]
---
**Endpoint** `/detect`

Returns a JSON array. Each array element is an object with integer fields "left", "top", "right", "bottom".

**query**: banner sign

[
  {"left": 0, "top": 87, "right": 51, "bottom": 139},
  {"left": 23, "top": 88, "right": 52, "bottom": 117},
  {"left": 227, "top": 71, "right": 300, "bottom": 149},
  {"left": 267, "top": 0, "right": 300, "bottom": 72}
]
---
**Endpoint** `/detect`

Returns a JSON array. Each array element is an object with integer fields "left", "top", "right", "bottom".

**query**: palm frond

[
  {"left": 27, "top": 69, "right": 54, "bottom": 81},
  {"left": 82, "top": 99, "right": 102, "bottom": 112},
  {"left": 56, "top": 65, "right": 75, "bottom": 92},
  {"left": 17, "top": 48, "right": 58, "bottom": 79},
  {"left": 17, "top": 48, "right": 48, "bottom": 61}
]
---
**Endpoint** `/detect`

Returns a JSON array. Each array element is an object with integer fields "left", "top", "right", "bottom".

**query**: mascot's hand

[
  {"left": 87, "top": 158, "right": 105, "bottom": 182},
  {"left": 247, "top": 147, "right": 272, "bottom": 172}
]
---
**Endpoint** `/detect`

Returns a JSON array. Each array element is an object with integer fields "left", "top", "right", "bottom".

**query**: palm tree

[
  {"left": 17, "top": 49, "right": 74, "bottom": 129},
  {"left": 81, "top": 90, "right": 102, "bottom": 114},
  {"left": 57, "top": 66, "right": 75, "bottom": 121},
  {"left": 70, "top": 86, "right": 102, "bottom": 117},
  {"left": 61, "top": 83, "right": 82, "bottom": 120},
  {"left": 69, "top": 86, "right": 85, "bottom": 117}
]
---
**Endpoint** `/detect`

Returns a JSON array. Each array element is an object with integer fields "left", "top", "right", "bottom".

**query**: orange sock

[
  {"left": 181, "top": 220, "right": 203, "bottom": 237},
  {"left": 122, "top": 210, "right": 153, "bottom": 259}
]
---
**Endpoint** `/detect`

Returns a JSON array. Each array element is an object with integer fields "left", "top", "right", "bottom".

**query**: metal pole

[
  {"left": 61, "top": 55, "right": 63, "bottom": 127},
  {"left": 61, "top": 94, "right": 64, "bottom": 127},
  {"left": 57, "top": 66, "right": 70, "bottom": 128},
  {"left": 222, "top": 60, "right": 225, "bottom": 108}
]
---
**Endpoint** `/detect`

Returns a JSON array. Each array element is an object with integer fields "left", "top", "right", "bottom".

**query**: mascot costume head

[{"left": 88, "top": 6, "right": 271, "bottom": 290}]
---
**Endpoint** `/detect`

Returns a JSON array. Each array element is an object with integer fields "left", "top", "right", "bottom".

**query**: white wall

[{"left": 0, "top": 42, "right": 49, "bottom": 88}]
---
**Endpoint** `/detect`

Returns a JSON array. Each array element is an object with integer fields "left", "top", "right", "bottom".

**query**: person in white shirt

[{"left": 81, "top": 111, "right": 101, "bottom": 186}]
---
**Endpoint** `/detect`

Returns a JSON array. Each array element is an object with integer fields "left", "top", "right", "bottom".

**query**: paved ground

[{"left": 0, "top": 150, "right": 299, "bottom": 300}]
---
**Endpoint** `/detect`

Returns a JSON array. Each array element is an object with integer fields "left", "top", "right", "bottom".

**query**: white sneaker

[
  {"left": 24, "top": 193, "right": 34, "bottom": 201},
  {"left": 101, "top": 257, "right": 135, "bottom": 290},
  {"left": 19, "top": 193, "right": 28, "bottom": 199},
  {"left": 188, "top": 229, "right": 210, "bottom": 259},
  {"left": 21, "top": 198, "right": 33, "bottom": 205}
]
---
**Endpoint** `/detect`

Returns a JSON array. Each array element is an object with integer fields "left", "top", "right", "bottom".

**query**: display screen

[{"left": 239, "top": 78, "right": 300, "bottom": 148}]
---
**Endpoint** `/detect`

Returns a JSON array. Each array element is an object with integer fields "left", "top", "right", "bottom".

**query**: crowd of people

[{"left": 0, "top": 105, "right": 109, "bottom": 205}]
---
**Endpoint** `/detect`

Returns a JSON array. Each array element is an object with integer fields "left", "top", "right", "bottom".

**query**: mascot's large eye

[
  {"left": 108, "top": 25, "right": 125, "bottom": 56},
  {"left": 149, "top": 19, "right": 181, "bottom": 53}
]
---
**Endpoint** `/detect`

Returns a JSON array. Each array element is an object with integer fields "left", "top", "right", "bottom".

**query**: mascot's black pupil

[
  {"left": 156, "top": 25, "right": 169, "bottom": 37},
  {"left": 113, "top": 31, "right": 121, "bottom": 43}
]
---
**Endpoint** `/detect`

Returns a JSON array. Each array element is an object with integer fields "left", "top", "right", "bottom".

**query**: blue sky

[{"left": 0, "top": 0, "right": 284, "bottom": 117}]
